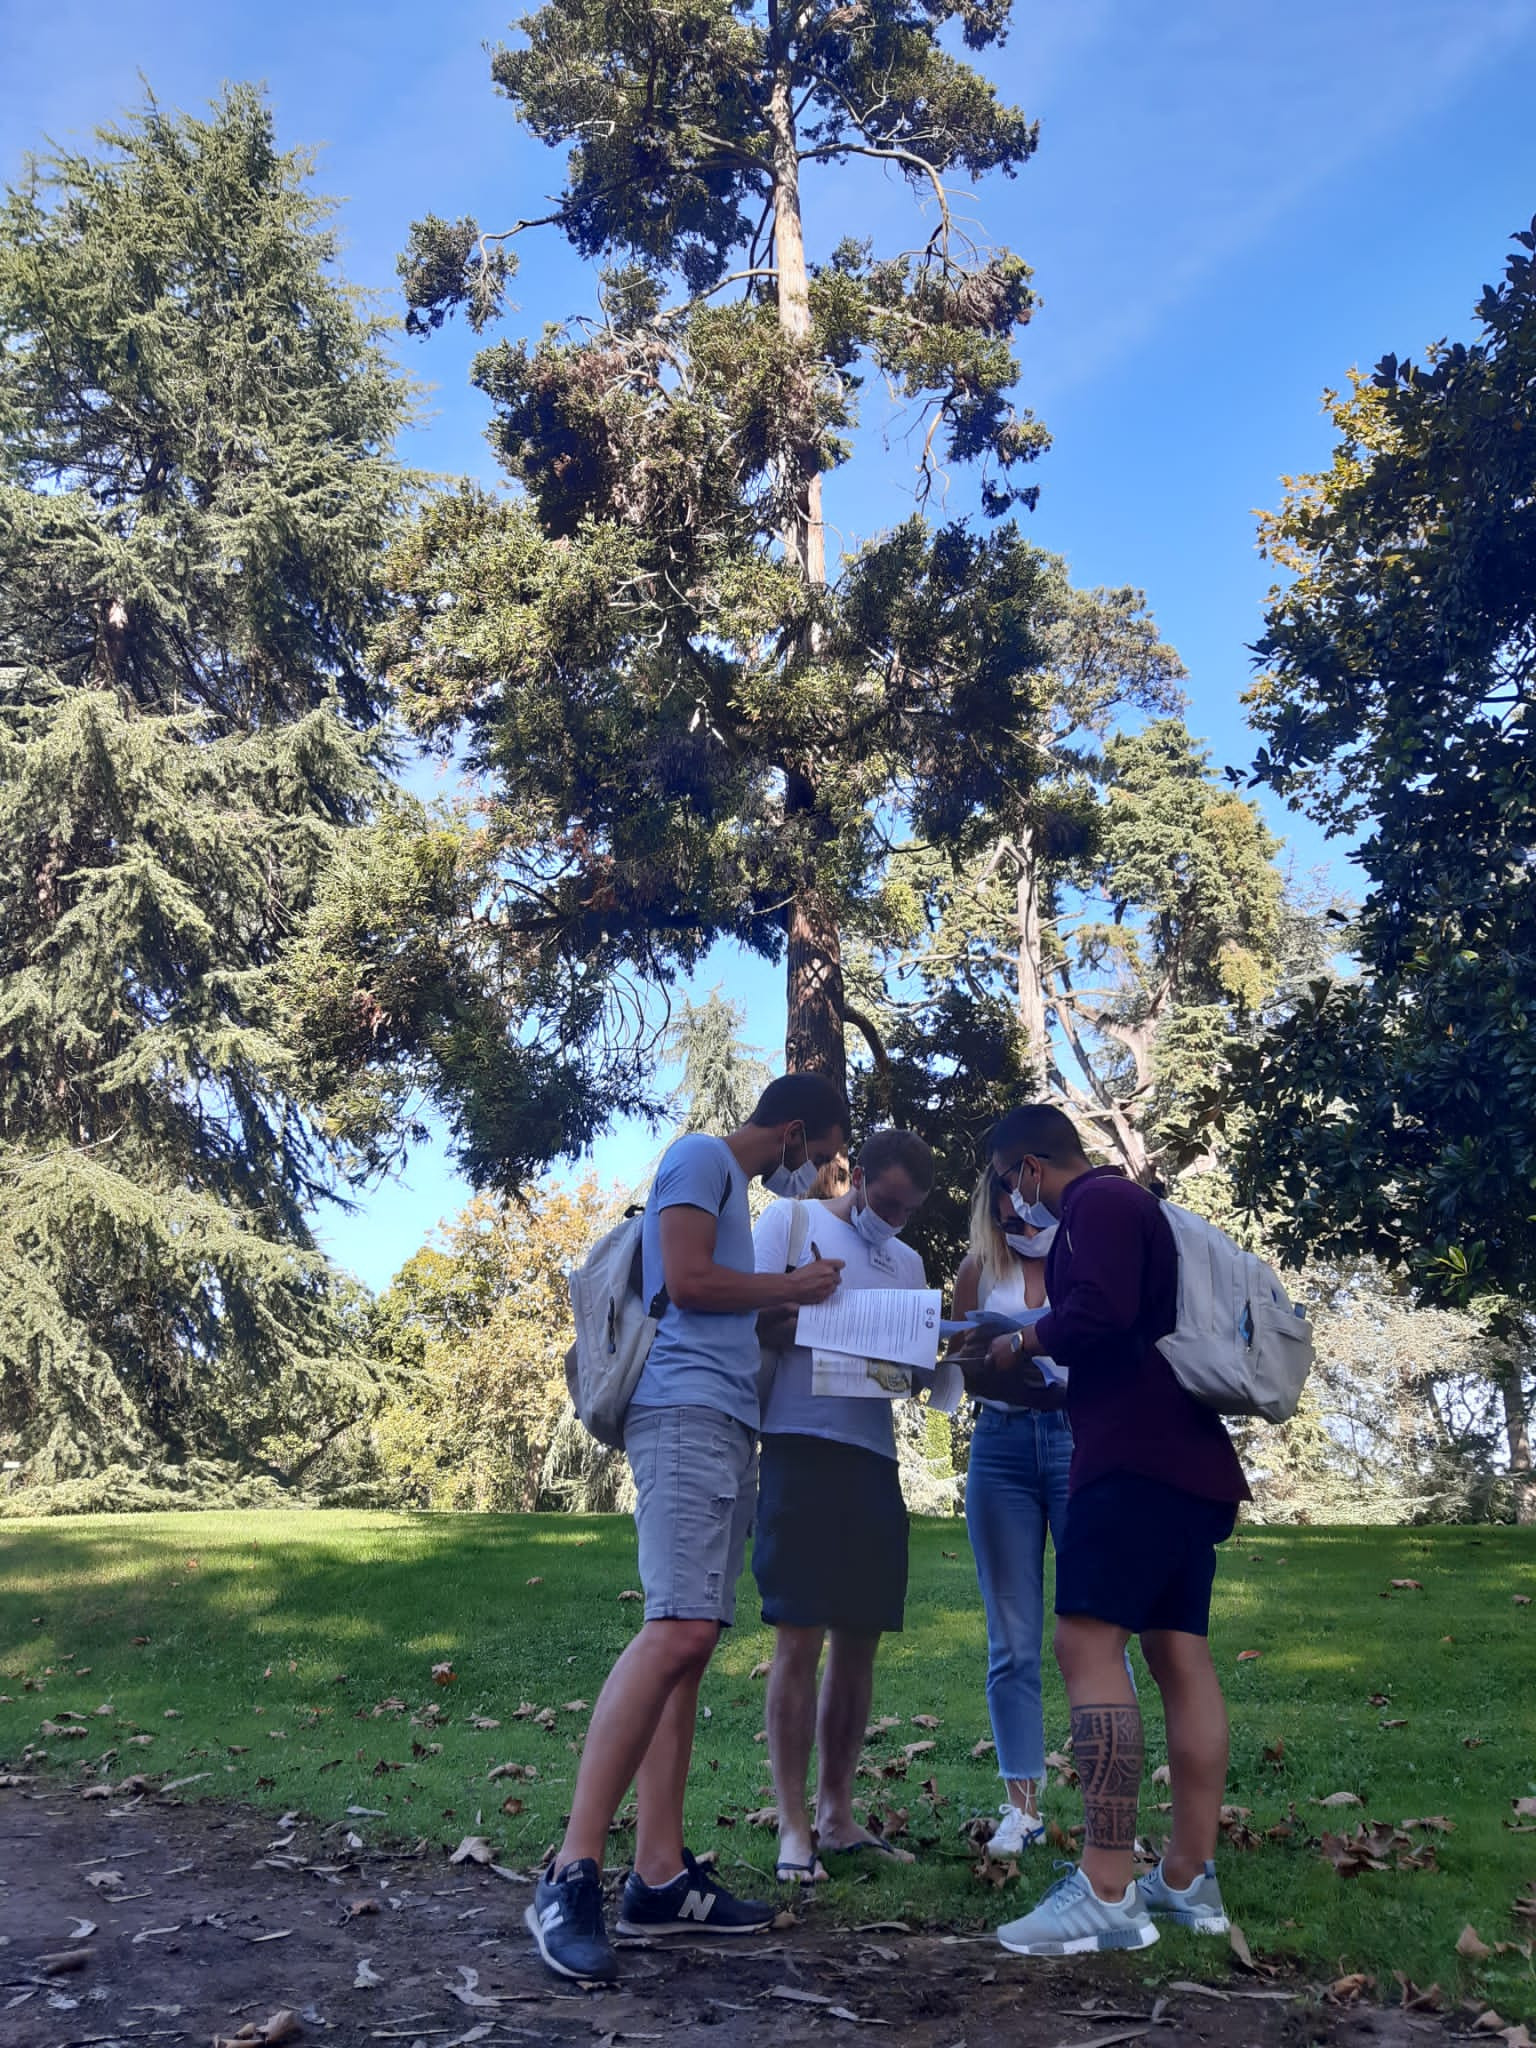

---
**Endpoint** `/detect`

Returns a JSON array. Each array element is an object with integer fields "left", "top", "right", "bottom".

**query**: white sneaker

[
  {"left": 988, "top": 1803, "right": 1046, "bottom": 1857},
  {"left": 997, "top": 1863, "right": 1159, "bottom": 1957}
]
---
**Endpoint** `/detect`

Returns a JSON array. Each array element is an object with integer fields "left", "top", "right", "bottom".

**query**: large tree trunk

[
  {"left": 785, "top": 884, "right": 848, "bottom": 1097},
  {"left": 1501, "top": 1358, "right": 1536, "bottom": 1525},
  {"left": 768, "top": 11, "right": 840, "bottom": 1084}
]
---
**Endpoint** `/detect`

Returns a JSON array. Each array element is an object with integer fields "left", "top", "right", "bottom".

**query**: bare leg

[
  {"left": 1053, "top": 1614, "right": 1140, "bottom": 1902},
  {"left": 1004, "top": 1776, "right": 1041, "bottom": 1818},
  {"left": 815, "top": 1631, "right": 913, "bottom": 1860},
  {"left": 766, "top": 1626, "right": 826, "bottom": 1877},
  {"left": 555, "top": 1617, "right": 717, "bottom": 1874},
  {"left": 632, "top": 1649, "right": 716, "bottom": 1885},
  {"left": 1140, "top": 1628, "right": 1229, "bottom": 1889}
]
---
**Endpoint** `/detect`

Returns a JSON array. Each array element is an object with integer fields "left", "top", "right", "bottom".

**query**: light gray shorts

[{"left": 624, "top": 1404, "right": 758, "bottom": 1626}]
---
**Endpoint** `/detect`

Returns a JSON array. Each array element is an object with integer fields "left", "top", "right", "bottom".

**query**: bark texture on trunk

[
  {"left": 785, "top": 887, "right": 848, "bottom": 1099},
  {"left": 1015, "top": 828, "right": 1047, "bottom": 1090}
]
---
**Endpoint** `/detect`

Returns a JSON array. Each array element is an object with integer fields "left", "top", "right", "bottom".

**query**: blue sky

[{"left": 5, "top": 0, "right": 1535, "bottom": 1287}]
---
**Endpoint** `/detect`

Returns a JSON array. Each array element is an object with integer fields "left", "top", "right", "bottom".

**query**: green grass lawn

[{"left": 3, "top": 1512, "right": 1534, "bottom": 2015}]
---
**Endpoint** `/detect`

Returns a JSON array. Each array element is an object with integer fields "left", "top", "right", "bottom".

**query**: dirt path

[{"left": 0, "top": 1787, "right": 1462, "bottom": 2048}]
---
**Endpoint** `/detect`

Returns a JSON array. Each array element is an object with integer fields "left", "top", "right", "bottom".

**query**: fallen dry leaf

[
  {"left": 449, "top": 1963, "right": 502, "bottom": 2008},
  {"left": 1459, "top": 1924, "right": 1494, "bottom": 1960},
  {"left": 431, "top": 1661, "right": 456, "bottom": 1686},
  {"left": 617, "top": 1589, "right": 643, "bottom": 1603},
  {"left": 526, "top": 1576, "right": 543, "bottom": 1586},
  {"left": 450, "top": 1835, "right": 495, "bottom": 1865},
  {"left": 1328, "top": 1973, "right": 1373, "bottom": 2004},
  {"left": 84, "top": 1870, "right": 123, "bottom": 1891},
  {"left": 211, "top": 2012, "right": 301, "bottom": 2047},
  {"left": 1228, "top": 1922, "right": 1256, "bottom": 1971},
  {"left": 750, "top": 1659, "right": 773, "bottom": 1679},
  {"left": 1401, "top": 1814, "right": 1455, "bottom": 1833},
  {"left": 1393, "top": 1974, "right": 1444, "bottom": 2013},
  {"left": 1379, "top": 1718, "right": 1409, "bottom": 1729},
  {"left": 500, "top": 1796, "right": 524, "bottom": 1816},
  {"left": 1151, "top": 1764, "right": 1172, "bottom": 1787},
  {"left": 744, "top": 1806, "right": 778, "bottom": 1826},
  {"left": 1513, "top": 1595, "right": 1531, "bottom": 1607},
  {"left": 39, "top": 1950, "right": 90, "bottom": 1976},
  {"left": 1516, "top": 1882, "right": 1536, "bottom": 1923},
  {"left": 1389, "top": 1579, "right": 1424, "bottom": 1591},
  {"left": 343, "top": 1898, "right": 380, "bottom": 1921},
  {"left": 903, "top": 1740, "right": 936, "bottom": 1760},
  {"left": 1512, "top": 1798, "right": 1536, "bottom": 1819},
  {"left": 353, "top": 1958, "right": 382, "bottom": 1989},
  {"left": 1236, "top": 1649, "right": 1262, "bottom": 1662},
  {"left": 469, "top": 1715, "right": 500, "bottom": 1730},
  {"left": 909, "top": 1714, "right": 940, "bottom": 1730},
  {"left": 971, "top": 1739, "right": 995, "bottom": 1759},
  {"left": 865, "top": 1715, "right": 900, "bottom": 1740},
  {"left": 1312, "top": 1791, "right": 1365, "bottom": 1807},
  {"left": 562, "top": 1700, "right": 589, "bottom": 1713}
]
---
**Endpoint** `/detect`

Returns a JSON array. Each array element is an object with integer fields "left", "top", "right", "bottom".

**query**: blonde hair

[{"left": 967, "top": 1169, "right": 1016, "bottom": 1296}]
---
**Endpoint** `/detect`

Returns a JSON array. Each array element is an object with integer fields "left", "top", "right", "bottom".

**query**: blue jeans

[{"left": 965, "top": 1406, "right": 1073, "bottom": 1783}]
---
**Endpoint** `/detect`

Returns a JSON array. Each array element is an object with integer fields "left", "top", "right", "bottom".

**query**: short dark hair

[
  {"left": 750, "top": 1072, "right": 852, "bottom": 1140},
  {"left": 859, "top": 1127, "right": 935, "bottom": 1192},
  {"left": 986, "top": 1102, "right": 1089, "bottom": 1164}
]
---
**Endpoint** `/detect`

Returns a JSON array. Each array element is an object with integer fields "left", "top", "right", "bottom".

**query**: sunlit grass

[{"left": 2, "top": 1511, "right": 1534, "bottom": 2014}]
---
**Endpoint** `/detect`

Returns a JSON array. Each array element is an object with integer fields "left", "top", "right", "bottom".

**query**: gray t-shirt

[
  {"left": 755, "top": 1199, "right": 927, "bottom": 1461},
  {"left": 629, "top": 1133, "right": 760, "bottom": 1430}
]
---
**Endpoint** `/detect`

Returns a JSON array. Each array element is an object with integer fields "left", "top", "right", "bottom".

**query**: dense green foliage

[
  {"left": 1228, "top": 216, "right": 1536, "bottom": 1517},
  {"left": 0, "top": 91, "right": 408, "bottom": 1494},
  {"left": 379, "top": 0, "right": 1190, "bottom": 1143},
  {"left": 3, "top": 1511, "right": 1534, "bottom": 2014}
]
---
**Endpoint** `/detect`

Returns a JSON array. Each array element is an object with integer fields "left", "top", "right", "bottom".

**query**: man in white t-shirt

[{"left": 752, "top": 1128, "right": 936, "bottom": 1888}]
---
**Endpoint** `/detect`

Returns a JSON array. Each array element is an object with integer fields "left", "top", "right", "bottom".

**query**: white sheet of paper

[{"left": 796, "top": 1287, "right": 943, "bottom": 1371}]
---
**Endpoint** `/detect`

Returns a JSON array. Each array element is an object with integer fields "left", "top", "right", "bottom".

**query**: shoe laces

[
  {"left": 1038, "top": 1859, "right": 1085, "bottom": 1905},
  {"left": 681, "top": 1848, "right": 725, "bottom": 1897}
]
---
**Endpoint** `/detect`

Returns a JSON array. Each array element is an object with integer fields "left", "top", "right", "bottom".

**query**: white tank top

[{"left": 975, "top": 1261, "right": 1051, "bottom": 1414}]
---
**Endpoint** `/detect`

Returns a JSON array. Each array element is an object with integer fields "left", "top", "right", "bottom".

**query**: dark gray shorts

[{"left": 624, "top": 1404, "right": 758, "bottom": 1626}]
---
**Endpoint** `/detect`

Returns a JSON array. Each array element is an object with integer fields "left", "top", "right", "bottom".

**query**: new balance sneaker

[
  {"left": 616, "top": 1848, "right": 775, "bottom": 1938},
  {"left": 996, "top": 1862, "right": 1160, "bottom": 1957},
  {"left": 988, "top": 1802, "right": 1047, "bottom": 1857},
  {"left": 1138, "top": 1857, "right": 1230, "bottom": 1934},
  {"left": 525, "top": 1857, "right": 619, "bottom": 1982}
]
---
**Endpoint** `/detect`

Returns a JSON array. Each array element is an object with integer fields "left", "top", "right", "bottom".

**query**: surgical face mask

[
  {"left": 764, "top": 1127, "right": 820, "bottom": 1199},
  {"left": 1009, "top": 1184, "right": 1055, "bottom": 1230},
  {"left": 1012, "top": 1220, "right": 1058, "bottom": 1261},
  {"left": 852, "top": 1199, "right": 900, "bottom": 1247}
]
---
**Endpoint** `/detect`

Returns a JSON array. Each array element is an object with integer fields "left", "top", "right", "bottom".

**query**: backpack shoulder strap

[{"left": 784, "top": 1199, "right": 812, "bottom": 1271}]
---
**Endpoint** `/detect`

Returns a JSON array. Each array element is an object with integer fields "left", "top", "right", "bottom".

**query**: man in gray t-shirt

[{"left": 527, "top": 1075, "right": 850, "bottom": 1986}]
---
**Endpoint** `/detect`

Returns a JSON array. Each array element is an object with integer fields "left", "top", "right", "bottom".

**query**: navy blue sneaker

[
  {"left": 525, "top": 1857, "right": 618, "bottom": 1981},
  {"left": 616, "top": 1848, "right": 775, "bottom": 1937}
]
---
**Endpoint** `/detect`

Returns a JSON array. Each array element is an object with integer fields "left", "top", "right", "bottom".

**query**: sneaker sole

[
  {"left": 997, "top": 1920, "right": 1160, "bottom": 1958},
  {"left": 614, "top": 1915, "right": 775, "bottom": 1939},
  {"left": 524, "top": 1902, "right": 618, "bottom": 1982},
  {"left": 1155, "top": 1910, "right": 1230, "bottom": 1935}
]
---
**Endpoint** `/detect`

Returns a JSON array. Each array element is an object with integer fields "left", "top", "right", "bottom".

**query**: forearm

[{"left": 669, "top": 1264, "right": 811, "bottom": 1314}]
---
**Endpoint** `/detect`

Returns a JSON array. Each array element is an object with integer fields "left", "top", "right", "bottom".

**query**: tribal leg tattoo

[{"left": 1070, "top": 1702, "right": 1144, "bottom": 1853}]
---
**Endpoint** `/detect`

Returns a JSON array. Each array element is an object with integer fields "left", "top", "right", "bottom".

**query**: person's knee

[
  {"left": 1140, "top": 1628, "right": 1215, "bottom": 1691},
  {"left": 774, "top": 1626, "right": 825, "bottom": 1677},
  {"left": 644, "top": 1617, "right": 719, "bottom": 1673}
]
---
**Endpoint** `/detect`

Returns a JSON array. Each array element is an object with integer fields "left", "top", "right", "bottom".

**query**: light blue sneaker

[
  {"left": 996, "top": 1862, "right": 1159, "bottom": 1957},
  {"left": 1138, "top": 1857, "right": 1229, "bottom": 1934}
]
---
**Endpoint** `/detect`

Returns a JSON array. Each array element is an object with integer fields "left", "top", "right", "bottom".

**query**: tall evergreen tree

[
  {"left": 384, "top": 0, "right": 1174, "bottom": 1115},
  {"left": 0, "top": 89, "right": 409, "bottom": 1493}
]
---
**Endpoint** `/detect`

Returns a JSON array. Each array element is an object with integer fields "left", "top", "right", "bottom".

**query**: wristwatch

[{"left": 1009, "top": 1331, "right": 1024, "bottom": 1357}]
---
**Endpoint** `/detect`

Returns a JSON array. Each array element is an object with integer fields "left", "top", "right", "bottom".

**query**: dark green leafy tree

[
  {"left": 1227, "top": 216, "right": 1536, "bottom": 1520},
  {"left": 385, "top": 0, "right": 1177, "bottom": 1116},
  {"left": 0, "top": 90, "right": 409, "bottom": 1494}
]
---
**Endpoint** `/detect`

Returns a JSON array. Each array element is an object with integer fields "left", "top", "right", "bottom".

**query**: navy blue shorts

[
  {"left": 753, "top": 1434, "right": 909, "bottom": 1635},
  {"left": 1054, "top": 1472, "right": 1237, "bottom": 1637}
]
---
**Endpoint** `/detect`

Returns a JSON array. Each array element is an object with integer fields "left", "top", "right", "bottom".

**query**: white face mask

[
  {"left": 764, "top": 1127, "right": 820, "bottom": 1199},
  {"left": 1012, "top": 1220, "right": 1058, "bottom": 1260},
  {"left": 1009, "top": 1175, "right": 1055, "bottom": 1230},
  {"left": 852, "top": 1199, "right": 899, "bottom": 1247}
]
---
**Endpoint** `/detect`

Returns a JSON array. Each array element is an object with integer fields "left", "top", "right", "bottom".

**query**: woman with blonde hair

[{"left": 952, "top": 1166, "right": 1071, "bottom": 1857}]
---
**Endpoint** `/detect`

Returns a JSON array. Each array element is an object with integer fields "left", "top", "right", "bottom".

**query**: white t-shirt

[
  {"left": 754, "top": 1199, "right": 927, "bottom": 1460},
  {"left": 977, "top": 1257, "right": 1057, "bottom": 1415}
]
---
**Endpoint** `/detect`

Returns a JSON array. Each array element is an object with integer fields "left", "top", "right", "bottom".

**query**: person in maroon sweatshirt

[{"left": 968, "top": 1103, "right": 1250, "bottom": 1959}]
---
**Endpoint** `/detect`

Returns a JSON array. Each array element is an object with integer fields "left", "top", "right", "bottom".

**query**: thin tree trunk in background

[
  {"left": 1015, "top": 827, "right": 1047, "bottom": 1090},
  {"left": 1502, "top": 1360, "right": 1535, "bottom": 1525}
]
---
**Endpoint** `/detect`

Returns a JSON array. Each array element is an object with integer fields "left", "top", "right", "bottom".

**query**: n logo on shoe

[
  {"left": 539, "top": 1902, "right": 563, "bottom": 1932},
  {"left": 677, "top": 1888, "right": 715, "bottom": 1922}
]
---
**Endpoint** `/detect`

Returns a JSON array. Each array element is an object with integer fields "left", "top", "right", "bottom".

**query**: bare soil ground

[{"left": 0, "top": 1788, "right": 1471, "bottom": 2048}]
